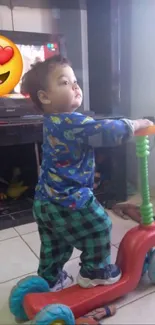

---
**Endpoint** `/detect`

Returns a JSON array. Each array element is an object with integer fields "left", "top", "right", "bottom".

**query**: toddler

[{"left": 21, "top": 55, "right": 153, "bottom": 291}]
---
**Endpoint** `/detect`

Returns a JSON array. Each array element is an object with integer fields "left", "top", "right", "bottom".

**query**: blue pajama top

[{"left": 35, "top": 112, "right": 133, "bottom": 209}]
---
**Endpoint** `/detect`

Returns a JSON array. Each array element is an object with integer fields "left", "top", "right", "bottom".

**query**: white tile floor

[{"left": 1, "top": 207, "right": 155, "bottom": 324}]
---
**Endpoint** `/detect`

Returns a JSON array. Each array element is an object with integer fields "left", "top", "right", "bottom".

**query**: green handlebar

[{"left": 136, "top": 136, "right": 154, "bottom": 225}]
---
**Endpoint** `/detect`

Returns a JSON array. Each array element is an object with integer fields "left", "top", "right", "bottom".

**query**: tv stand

[{"left": 0, "top": 112, "right": 127, "bottom": 230}]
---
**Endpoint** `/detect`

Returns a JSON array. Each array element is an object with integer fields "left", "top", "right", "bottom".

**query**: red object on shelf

[
  {"left": 24, "top": 222, "right": 155, "bottom": 320},
  {"left": 43, "top": 44, "right": 59, "bottom": 60}
]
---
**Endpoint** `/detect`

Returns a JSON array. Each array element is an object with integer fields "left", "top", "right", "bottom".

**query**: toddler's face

[{"left": 39, "top": 64, "right": 83, "bottom": 113}]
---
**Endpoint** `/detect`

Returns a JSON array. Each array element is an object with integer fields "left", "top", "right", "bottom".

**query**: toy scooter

[{"left": 9, "top": 125, "right": 155, "bottom": 325}]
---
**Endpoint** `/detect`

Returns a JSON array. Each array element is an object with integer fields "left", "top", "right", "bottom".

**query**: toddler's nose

[{"left": 72, "top": 83, "right": 79, "bottom": 90}]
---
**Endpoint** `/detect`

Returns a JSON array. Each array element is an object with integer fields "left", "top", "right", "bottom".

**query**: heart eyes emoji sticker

[
  {"left": 0, "top": 35, "right": 23, "bottom": 96},
  {"left": 0, "top": 46, "right": 14, "bottom": 65}
]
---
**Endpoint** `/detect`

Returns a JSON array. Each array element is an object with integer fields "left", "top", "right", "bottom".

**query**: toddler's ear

[{"left": 37, "top": 90, "right": 51, "bottom": 105}]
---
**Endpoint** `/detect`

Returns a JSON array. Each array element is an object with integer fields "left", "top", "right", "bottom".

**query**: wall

[
  {"left": 0, "top": 1, "right": 13, "bottom": 30},
  {"left": 130, "top": 0, "right": 155, "bottom": 188},
  {"left": 0, "top": 0, "right": 54, "bottom": 32},
  {"left": 53, "top": 0, "right": 89, "bottom": 111},
  {"left": 0, "top": 0, "right": 89, "bottom": 111}
]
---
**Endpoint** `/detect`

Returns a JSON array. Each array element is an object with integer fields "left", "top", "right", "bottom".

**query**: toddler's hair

[{"left": 21, "top": 55, "right": 70, "bottom": 110}]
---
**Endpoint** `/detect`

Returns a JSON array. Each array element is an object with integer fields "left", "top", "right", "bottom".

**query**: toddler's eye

[
  {"left": 59, "top": 79, "right": 69, "bottom": 85},
  {"left": 63, "top": 80, "right": 69, "bottom": 85}
]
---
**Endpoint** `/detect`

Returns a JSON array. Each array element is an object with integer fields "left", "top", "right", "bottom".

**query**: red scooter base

[{"left": 24, "top": 222, "right": 155, "bottom": 320}]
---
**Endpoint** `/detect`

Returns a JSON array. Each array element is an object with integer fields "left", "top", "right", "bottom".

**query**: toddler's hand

[{"left": 132, "top": 119, "right": 154, "bottom": 132}]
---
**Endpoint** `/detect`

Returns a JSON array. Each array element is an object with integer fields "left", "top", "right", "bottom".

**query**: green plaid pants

[{"left": 33, "top": 196, "right": 112, "bottom": 286}]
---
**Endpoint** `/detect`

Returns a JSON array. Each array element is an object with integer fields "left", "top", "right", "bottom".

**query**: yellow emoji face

[{"left": 0, "top": 35, "right": 23, "bottom": 96}]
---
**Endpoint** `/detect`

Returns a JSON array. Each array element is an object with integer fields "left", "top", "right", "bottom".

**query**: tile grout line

[
  {"left": 17, "top": 232, "right": 39, "bottom": 260},
  {"left": 0, "top": 235, "right": 19, "bottom": 242},
  {"left": 117, "top": 288, "right": 155, "bottom": 310},
  {"left": 111, "top": 243, "right": 119, "bottom": 247},
  {"left": 113, "top": 243, "right": 120, "bottom": 249},
  {"left": 0, "top": 225, "right": 38, "bottom": 242},
  {"left": 0, "top": 228, "right": 38, "bottom": 243},
  {"left": 14, "top": 228, "right": 38, "bottom": 236},
  {"left": 0, "top": 271, "right": 37, "bottom": 285}
]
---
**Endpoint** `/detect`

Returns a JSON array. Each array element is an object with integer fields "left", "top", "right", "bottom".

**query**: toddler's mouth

[{"left": 75, "top": 93, "right": 81, "bottom": 98}]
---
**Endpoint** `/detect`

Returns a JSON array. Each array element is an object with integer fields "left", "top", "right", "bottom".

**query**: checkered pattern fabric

[{"left": 33, "top": 196, "right": 112, "bottom": 286}]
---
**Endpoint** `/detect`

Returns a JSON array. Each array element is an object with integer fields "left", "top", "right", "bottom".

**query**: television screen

[{"left": 4, "top": 42, "right": 59, "bottom": 98}]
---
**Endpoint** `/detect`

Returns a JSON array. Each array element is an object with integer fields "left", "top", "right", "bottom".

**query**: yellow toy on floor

[{"left": 0, "top": 167, "right": 29, "bottom": 200}]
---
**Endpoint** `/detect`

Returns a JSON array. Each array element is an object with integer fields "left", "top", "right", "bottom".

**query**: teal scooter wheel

[
  {"left": 31, "top": 304, "right": 75, "bottom": 325},
  {"left": 148, "top": 250, "right": 155, "bottom": 283},
  {"left": 142, "top": 249, "right": 155, "bottom": 277},
  {"left": 9, "top": 275, "right": 50, "bottom": 321},
  {"left": 142, "top": 254, "right": 149, "bottom": 276}
]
